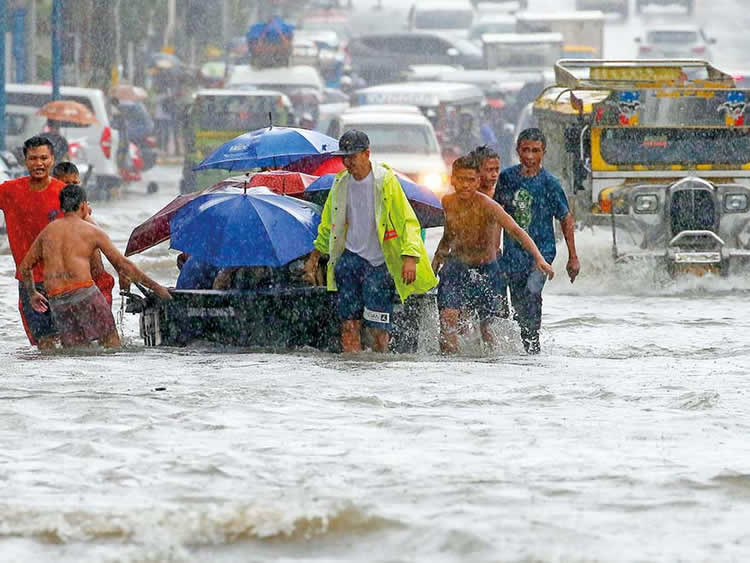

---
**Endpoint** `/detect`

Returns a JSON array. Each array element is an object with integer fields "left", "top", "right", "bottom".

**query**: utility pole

[
  {"left": 51, "top": 0, "right": 62, "bottom": 100},
  {"left": 164, "top": 0, "right": 176, "bottom": 50}
]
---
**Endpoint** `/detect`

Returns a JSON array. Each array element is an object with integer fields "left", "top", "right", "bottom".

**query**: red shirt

[{"left": 0, "top": 176, "right": 65, "bottom": 282}]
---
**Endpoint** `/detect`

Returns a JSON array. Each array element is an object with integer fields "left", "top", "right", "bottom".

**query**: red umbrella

[
  {"left": 246, "top": 170, "right": 318, "bottom": 195},
  {"left": 283, "top": 154, "right": 345, "bottom": 175},
  {"left": 124, "top": 172, "right": 318, "bottom": 256}
]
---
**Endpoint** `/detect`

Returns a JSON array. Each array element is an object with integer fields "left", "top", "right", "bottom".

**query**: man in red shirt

[{"left": 0, "top": 136, "right": 66, "bottom": 349}]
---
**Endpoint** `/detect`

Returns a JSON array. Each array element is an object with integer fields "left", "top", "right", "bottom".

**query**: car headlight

[
  {"left": 418, "top": 172, "right": 445, "bottom": 194},
  {"left": 634, "top": 194, "right": 658, "bottom": 214},
  {"left": 724, "top": 193, "right": 748, "bottom": 213}
]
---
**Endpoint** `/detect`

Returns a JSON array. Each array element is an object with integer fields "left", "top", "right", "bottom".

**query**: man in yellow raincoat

[{"left": 303, "top": 130, "right": 437, "bottom": 353}]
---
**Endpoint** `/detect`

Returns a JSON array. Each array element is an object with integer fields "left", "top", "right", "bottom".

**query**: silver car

[{"left": 636, "top": 25, "right": 715, "bottom": 60}]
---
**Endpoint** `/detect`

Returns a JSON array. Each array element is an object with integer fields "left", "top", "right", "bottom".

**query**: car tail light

[
  {"left": 692, "top": 45, "right": 706, "bottom": 54},
  {"left": 144, "top": 135, "right": 157, "bottom": 148},
  {"left": 100, "top": 126, "right": 112, "bottom": 159},
  {"left": 639, "top": 45, "right": 652, "bottom": 53}
]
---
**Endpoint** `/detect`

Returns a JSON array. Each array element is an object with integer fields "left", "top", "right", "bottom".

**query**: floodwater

[
  {"left": 4, "top": 1, "right": 750, "bottom": 559},
  {"left": 2, "top": 166, "right": 750, "bottom": 562}
]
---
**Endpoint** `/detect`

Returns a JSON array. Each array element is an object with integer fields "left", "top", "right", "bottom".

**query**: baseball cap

[{"left": 331, "top": 129, "right": 370, "bottom": 156}]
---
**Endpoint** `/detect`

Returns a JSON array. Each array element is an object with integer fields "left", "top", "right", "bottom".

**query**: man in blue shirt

[{"left": 494, "top": 128, "right": 580, "bottom": 354}]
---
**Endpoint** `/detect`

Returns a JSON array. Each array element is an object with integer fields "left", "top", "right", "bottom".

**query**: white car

[
  {"left": 636, "top": 25, "right": 715, "bottom": 60},
  {"left": 326, "top": 106, "right": 449, "bottom": 197},
  {"left": 5, "top": 84, "right": 121, "bottom": 193}
]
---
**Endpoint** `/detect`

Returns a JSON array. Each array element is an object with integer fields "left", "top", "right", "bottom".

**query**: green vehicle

[{"left": 180, "top": 89, "right": 294, "bottom": 194}]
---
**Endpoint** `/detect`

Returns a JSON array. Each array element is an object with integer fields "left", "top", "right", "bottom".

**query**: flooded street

[
  {"left": 1, "top": 164, "right": 750, "bottom": 562},
  {"left": 3, "top": 0, "right": 750, "bottom": 561}
]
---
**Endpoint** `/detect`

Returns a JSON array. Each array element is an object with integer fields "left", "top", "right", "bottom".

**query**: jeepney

[
  {"left": 482, "top": 32, "right": 563, "bottom": 71},
  {"left": 534, "top": 59, "right": 750, "bottom": 275}
]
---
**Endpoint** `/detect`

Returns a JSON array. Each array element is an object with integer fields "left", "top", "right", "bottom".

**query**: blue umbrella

[
  {"left": 170, "top": 187, "right": 322, "bottom": 267},
  {"left": 304, "top": 173, "right": 444, "bottom": 228},
  {"left": 194, "top": 127, "right": 339, "bottom": 172}
]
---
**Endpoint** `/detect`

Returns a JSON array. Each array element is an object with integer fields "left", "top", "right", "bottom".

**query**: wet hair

[
  {"left": 59, "top": 184, "right": 87, "bottom": 213},
  {"left": 23, "top": 136, "right": 54, "bottom": 157},
  {"left": 516, "top": 127, "right": 546, "bottom": 149},
  {"left": 471, "top": 145, "right": 499, "bottom": 164},
  {"left": 452, "top": 154, "right": 479, "bottom": 174},
  {"left": 52, "top": 161, "right": 79, "bottom": 179}
]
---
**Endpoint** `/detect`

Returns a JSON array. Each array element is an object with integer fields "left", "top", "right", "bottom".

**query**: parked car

[
  {"left": 348, "top": 31, "right": 484, "bottom": 85},
  {"left": 636, "top": 25, "right": 715, "bottom": 59},
  {"left": 5, "top": 84, "right": 121, "bottom": 195},
  {"left": 326, "top": 106, "right": 449, "bottom": 197},
  {"left": 636, "top": 0, "right": 693, "bottom": 15}
]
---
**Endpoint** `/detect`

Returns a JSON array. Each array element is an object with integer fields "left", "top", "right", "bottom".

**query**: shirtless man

[
  {"left": 432, "top": 155, "right": 554, "bottom": 354},
  {"left": 52, "top": 162, "right": 123, "bottom": 306},
  {"left": 19, "top": 184, "right": 171, "bottom": 348}
]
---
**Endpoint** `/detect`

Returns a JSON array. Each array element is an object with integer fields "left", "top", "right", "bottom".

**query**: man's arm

[
  {"left": 303, "top": 185, "right": 335, "bottom": 284},
  {"left": 560, "top": 213, "right": 580, "bottom": 283},
  {"left": 95, "top": 230, "right": 171, "bottom": 299},
  {"left": 18, "top": 232, "right": 49, "bottom": 312},
  {"left": 490, "top": 200, "right": 554, "bottom": 279},
  {"left": 431, "top": 225, "right": 453, "bottom": 274}
]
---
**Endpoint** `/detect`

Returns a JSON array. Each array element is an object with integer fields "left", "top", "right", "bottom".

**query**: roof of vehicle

[
  {"left": 228, "top": 65, "right": 324, "bottom": 91},
  {"left": 643, "top": 23, "right": 703, "bottom": 32},
  {"left": 515, "top": 10, "right": 605, "bottom": 21},
  {"left": 343, "top": 104, "right": 423, "bottom": 114},
  {"left": 471, "top": 13, "right": 516, "bottom": 24},
  {"left": 482, "top": 32, "right": 564, "bottom": 44},
  {"left": 354, "top": 81, "right": 485, "bottom": 107},
  {"left": 412, "top": 0, "right": 474, "bottom": 10},
  {"left": 6, "top": 83, "right": 107, "bottom": 98},
  {"left": 339, "top": 111, "right": 433, "bottom": 126},
  {"left": 435, "top": 69, "right": 527, "bottom": 89},
  {"left": 195, "top": 88, "right": 290, "bottom": 98},
  {"left": 404, "top": 64, "right": 465, "bottom": 80}
]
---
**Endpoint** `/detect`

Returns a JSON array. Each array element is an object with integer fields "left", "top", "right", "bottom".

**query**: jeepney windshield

[
  {"left": 599, "top": 127, "right": 750, "bottom": 165},
  {"left": 196, "top": 95, "right": 288, "bottom": 131}
]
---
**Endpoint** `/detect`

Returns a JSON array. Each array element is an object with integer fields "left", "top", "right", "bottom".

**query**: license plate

[{"left": 673, "top": 252, "right": 721, "bottom": 264}]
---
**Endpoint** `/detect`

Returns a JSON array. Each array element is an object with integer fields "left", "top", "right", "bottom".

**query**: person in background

[
  {"left": 494, "top": 128, "right": 580, "bottom": 354},
  {"left": 453, "top": 112, "right": 482, "bottom": 155},
  {"left": 42, "top": 120, "right": 69, "bottom": 163},
  {"left": 303, "top": 130, "right": 437, "bottom": 353},
  {"left": 432, "top": 155, "right": 553, "bottom": 354},
  {"left": 0, "top": 136, "right": 66, "bottom": 349},
  {"left": 18, "top": 184, "right": 171, "bottom": 349},
  {"left": 52, "top": 162, "right": 121, "bottom": 306}
]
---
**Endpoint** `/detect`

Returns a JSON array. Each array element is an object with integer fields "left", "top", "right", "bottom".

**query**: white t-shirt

[{"left": 345, "top": 171, "right": 385, "bottom": 266}]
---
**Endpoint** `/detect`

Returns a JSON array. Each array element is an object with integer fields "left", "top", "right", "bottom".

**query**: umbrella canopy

[
  {"left": 194, "top": 126, "right": 338, "bottom": 172},
  {"left": 304, "top": 173, "right": 444, "bottom": 228},
  {"left": 38, "top": 100, "right": 98, "bottom": 125},
  {"left": 125, "top": 183, "right": 242, "bottom": 256},
  {"left": 170, "top": 188, "right": 321, "bottom": 267},
  {"left": 246, "top": 170, "right": 318, "bottom": 195},
  {"left": 109, "top": 84, "right": 148, "bottom": 102},
  {"left": 283, "top": 154, "right": 345, "bottom": 175}
]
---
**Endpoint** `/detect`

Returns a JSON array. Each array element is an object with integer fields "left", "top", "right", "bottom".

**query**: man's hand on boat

[{"left": 303, "top": 250, "right": 323, "bottom": 285}]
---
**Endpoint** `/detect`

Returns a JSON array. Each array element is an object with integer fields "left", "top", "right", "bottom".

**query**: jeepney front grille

[{"left": 670, "top": 189, "right": 715, "bottom": 236}]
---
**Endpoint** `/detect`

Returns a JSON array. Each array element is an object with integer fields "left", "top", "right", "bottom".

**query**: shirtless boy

[
  {"left": 19, "top": 184, "right": 171, "bottom": 348},
  {"left": 432, "top": 155, "right": 554, "bottom": 354},
  {"left": 52, "top": 162, "right": 120, "bottom": 306}
]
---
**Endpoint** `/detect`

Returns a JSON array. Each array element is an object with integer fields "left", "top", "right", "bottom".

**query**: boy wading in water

[
  {"left": 432, "top": 155, "right": 554, "bottom": 354},
  {"left": 19, "top": 184, "right": 171, "bottom": 348}
]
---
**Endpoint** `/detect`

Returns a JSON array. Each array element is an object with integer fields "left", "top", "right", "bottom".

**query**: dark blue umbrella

[
  {"left": 170, "top": 187, "right": 322, "bottom": 267},
  {"left": 247, "top": 17, "right": 295, "bottom": 44},
  {"left": 194, "top": 127, "right": 339, "bottom": 172},
  {"left": 304, "top": 173, "right": 444, "bottom": 228}
]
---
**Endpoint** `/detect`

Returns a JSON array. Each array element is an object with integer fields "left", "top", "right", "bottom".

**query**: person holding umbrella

[{"left": 303, "top": 130, "right": 438, "bottom": 353}]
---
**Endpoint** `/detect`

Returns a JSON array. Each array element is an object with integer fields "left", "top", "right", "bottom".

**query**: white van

[
  {"left": 408, "top": 0, "right": 475, "bottom": 37},
  {"left": 326, "top": 106, "right": 449, "bottom": 197},
  {"left": 5, "top": 84, "right": 121, "bottom": 193}
]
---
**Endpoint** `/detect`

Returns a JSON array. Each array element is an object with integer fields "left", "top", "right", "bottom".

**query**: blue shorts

[
  {"left": 437, "top": 259, "right": 505, "bottom": 321},
  {"left": 18, "top": 281, "right": 58, "bottom": 345},
  {"left": 334, "top": 250, "right": 395, "bottom": 331}
]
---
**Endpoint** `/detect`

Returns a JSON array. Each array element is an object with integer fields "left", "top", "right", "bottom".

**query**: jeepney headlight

[
  {"left": 634, "top": 194, "right": 658, "bottom": 214},
  {"left": 724, "top": 193, "right": 748, "bottom": 213}
]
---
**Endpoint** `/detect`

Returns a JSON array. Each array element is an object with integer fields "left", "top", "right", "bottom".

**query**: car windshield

[
  {"left": 646, "top": 30, "right": 699, "bottom": 44},
  {"left": 196, "top": 95, "right": 287, "bottom": 131},
  {"left": 415, "top": 10, "right": 474, "bottom": 30},
  {"left": 600, "top": 128, "right": 750, "bottom": 165},
  {"left": 347, "top": 123, "right": 438, "bottom": 154}
]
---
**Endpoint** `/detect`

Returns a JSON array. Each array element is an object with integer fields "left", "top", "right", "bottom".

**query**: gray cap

[{"left": 331, "top": 129, "right": 370, "bottom": 156}]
